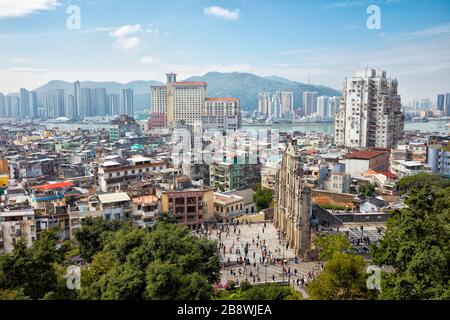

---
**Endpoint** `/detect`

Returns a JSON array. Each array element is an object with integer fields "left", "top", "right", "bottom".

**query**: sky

[{"left": 0, "top": 0, "right": 449, "bottom": 102}]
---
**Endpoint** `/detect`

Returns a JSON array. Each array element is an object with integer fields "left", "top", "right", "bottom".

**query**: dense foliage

[
  {"left": 359, "top": 183, "right": 376, "bottom": 197},
  {"left": 315, "top": 233, "right": 351, "bottom": 261},
  {"left": 215, "top": 283, "right": 302, "bottom": 300},
  {"left": 396, "top": 173, "right": 450, "bottom": 195},
  {"left": 0, "top": 220, "right": 220, "bottom": 300},
  {"left": 0, "top": 231, "right": 75, "bottom": 300},
  {"left": 307, "top": 253, "right": 374, "bottom": 300},
  {"left": 371, "top": 179, "right": 450, "bottom": 300},
  {"left": 253, "top": 186, "right": 274, "bottom": 211},
  {"left": 78, "top": 221, "right": 220, "bottom": 300}
]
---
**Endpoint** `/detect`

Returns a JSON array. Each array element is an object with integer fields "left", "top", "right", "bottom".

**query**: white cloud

[
  {"left": 109, "top": 24, "right": 142, "bottom": 50},
  {"left": 203, "top": 6, "right": 239, "bottom": 20},
  {"left": 140, "top": 56, "right": 160, "bottom": 64},
  {"left": 0, "top": 0, "right": 59, "bottom": 18},
  {"left": 110, "top": 24, "right": 142, "bottom": 38},
  {"left": 112, "top": 36, "right": 141, "bottom": 49}
]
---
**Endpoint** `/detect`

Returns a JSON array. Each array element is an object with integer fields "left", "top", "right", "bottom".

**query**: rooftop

[
  {"left": 98, "top": 192, "right": 131, "bottom": 204},
  {"left": 32, "top": 181, "right": 73, "bottom": 191},
  {"left": 345, "top": 150, "right": 386, "bottom": 160}
]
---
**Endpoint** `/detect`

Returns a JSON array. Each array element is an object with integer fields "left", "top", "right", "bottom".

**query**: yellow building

[
  {"left": 0, "top": 174, "right": 8, "bottom": 190},
  {"left": 0, "top": 159, "right": 8, "bottom": 174}
]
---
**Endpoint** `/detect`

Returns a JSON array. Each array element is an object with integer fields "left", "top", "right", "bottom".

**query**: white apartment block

[
  {"left": 335, "top": 68, "right": 404, "bottom": 148},
  {"left": 98, "top": 156, "right": 167, "bottom": 192},
  {"left": 303, "top": 92, "right": 318, "bottom": 115},
  {"left": 0, "top": 209, "right": 36, "bottom": 254}
]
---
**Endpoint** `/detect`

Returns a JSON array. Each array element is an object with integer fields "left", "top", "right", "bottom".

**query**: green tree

[
  {"left": 371, "top": 185, "right": 450, "bottom": 299},
  {"left": 397, "top": 173, "right": 450, "bottom": 195},
  {"left": 253, "top": 186, "right": 274, "bottom": 211},
  {"left": 315, "top": 233, "right": 351, "bottom": 261},
  {"left": 307, "top": 253, "right": 373, "bottom": 300},
  {"left": 0, "top": 231, "right": 59, "bottom": 299},
  {"left": 79, "top": 222, "right": 220, "bottom": 300},
  {"left": 74, "top": 217, "right": 124, "bottom": 262},
  {"left": 359, "top": 183, "right": 376, "bottom": 197}
]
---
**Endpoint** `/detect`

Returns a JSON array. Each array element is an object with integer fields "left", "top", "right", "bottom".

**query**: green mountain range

[{"left": 32, "top": 72, "right": 341, "bottom": 113}]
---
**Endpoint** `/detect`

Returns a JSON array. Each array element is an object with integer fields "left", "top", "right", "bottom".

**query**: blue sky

[{"left": 0, "top": 0, "right": 449, "bottom": 102}]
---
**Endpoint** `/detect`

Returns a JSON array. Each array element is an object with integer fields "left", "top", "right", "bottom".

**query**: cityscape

[{"left": 0, "top": 0, "right": 449, "bottom": 309}]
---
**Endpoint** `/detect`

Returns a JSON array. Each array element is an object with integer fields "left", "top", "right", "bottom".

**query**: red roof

[
  {"left": 32, "top": 181, "right": 74, "bottom": 191},
  {"left": 345, "top": 150, "right": 386, "bottom": 160},
  {"left": 379, "top": 172, "right": 397, "bottom": 179},
  {"left": 205, "top": 98, "right": 239, "bottom": 101},
  {"left": 173, "top": 82, "right": 207, "bottom": 86}
]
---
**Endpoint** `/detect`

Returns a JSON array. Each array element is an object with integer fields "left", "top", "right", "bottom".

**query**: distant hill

[
  {"left": 186, "top": 72, "right": 341, "bottom": 111},
  {"left": 30, "top": 72, "right": 340, "bottom": 113}
]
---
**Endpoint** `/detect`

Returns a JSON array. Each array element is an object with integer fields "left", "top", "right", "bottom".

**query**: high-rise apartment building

[
  {"left": 74, "top": 81, "right": 81, "bottom": 119},
  {"left": 445, "top": 93, "right": 450, "bottom": 117},
  {"left": 303, "top": 92, "right": 318, "bottom": 115},
  {"left": 45, "top": 89, "right": 66, "bottom": 118},
  {"left": 329, "top": 96, "right": 339, "bottom": 116},
  {"left": 20, "top": 88, "right": 30, "bottom": 118},
  {"left": 335, "top": 68, "right": 404, "bottom": 148},
  {"left": 437, "top": 94, "right": 445, "bottom": 111},
  {"left": 80, "top": 88, "right": 92, "bottom": 118},
  {"left": 0, "top": 93, "right": 5, "bottom": 118},
  {"left": 66, "top": 95, "right": 75, "bottom": 119},
  {"left": 30, "top": 91, "right": 38, "bottom": 119},
  {"left": 317, "top": 96, "right": 329, "bottom": 118},
  {"left": 94, "top": 88, "right": 107, "bottom": 116},
  {"left": 258, "top": 92, "right": 270, "bottom": 115},
  {"left": 107, "top": 93, "right": 121, "bottom": 116},
  {"left": 120, "top": 88, "right": 134, "bottom": 117},
  {"left": 278, "top": 91, "right": 294, "bottom": 117}
]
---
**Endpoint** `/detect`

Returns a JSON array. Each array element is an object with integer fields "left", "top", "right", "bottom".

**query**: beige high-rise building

[
  {"left": 274, "top": 141, "right": 312, "bottom": 260},
  {"left": 335, "top": 68, "right": 404, "bottom": 148},
  {"left": 151, "top": 73, "right": 206, "bottom": 128}
]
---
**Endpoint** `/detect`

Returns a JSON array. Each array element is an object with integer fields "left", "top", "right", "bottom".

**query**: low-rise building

[
  {"left": 0, "top": 209, "right": 36, "bottom": 254},
  {"left": 213, "top": 192, "right": 244, "bottom": 222},
  {"left": 340, "top": 149, "right": 390, "bottom": 176},
  {"left": 97, "top": 156, "right": 167, "bottom": 192}
]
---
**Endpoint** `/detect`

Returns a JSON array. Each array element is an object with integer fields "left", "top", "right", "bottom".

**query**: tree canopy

[
  {"left": 307, "top": 253, "right": 374, "bottom": 300},
  {"left": 79, "top": 222, "right": 220, "bottom": 300},
  {"left": 371, "top": 183, "right": 450, "bottom": 299},
  {"left": 397, "top": 173, "right": 450, "bottom": 195},
  {"left": 315, "top": 233, "right": 351, "bottom": 261},
  {"left": 253, "top": 186, "right": 274, "bottom": 211}
]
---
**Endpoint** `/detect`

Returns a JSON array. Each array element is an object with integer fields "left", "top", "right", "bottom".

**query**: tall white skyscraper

[
  {"left": 20, "top": 88, "right": 30, "bottom": 118},
  {"left": 74, "top": 81, "right": 81, "bottom": 119},
  {"left": 0, "top": 93, "right": 5, "bottom": 118},
  {"left": 328, "top": 96, "right": 339, "bottom": 116},
  {"left": 80, "top": 88, "right": 92, "bottom": 118},
  {"left": 120, "top": 88, "right": 134, "bottom": 117},
  {"left": 303, "top": 92, "right": 318, "bottom": 115},
  {"left": 335, "top": 68, "right": 404, "bottom": 148},
  {"left": 94, "top": 88, "right": 107, "bottom": 116},
  {"left": 29, "top": 91, "right": 38, "bottom": 119},
  {"left": 278, "top": 91, "right": 294, "bottom": 117},
  {"left": 258, "top": 92, "right": 271, "bottom": 115},
  {"left": 317, "top": 96, "right": 329, "bottom": 118},
  {"left": 45, "top": 89, "right": 65, "bottom": 118}
]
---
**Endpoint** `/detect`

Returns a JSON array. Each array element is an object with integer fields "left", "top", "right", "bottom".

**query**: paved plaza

[{"left": 199, "top": 221, "right": 319, "bottom": 296}]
